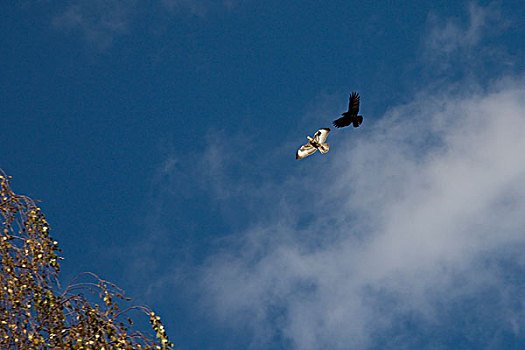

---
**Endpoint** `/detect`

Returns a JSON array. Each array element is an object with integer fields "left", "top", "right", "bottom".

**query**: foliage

[{"left": 0, "top": 169, "right": 174, "bottom": 349}]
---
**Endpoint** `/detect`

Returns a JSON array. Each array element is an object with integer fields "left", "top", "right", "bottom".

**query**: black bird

[{"left": 333, "top": 92, "right": 363, "bottom": 128}]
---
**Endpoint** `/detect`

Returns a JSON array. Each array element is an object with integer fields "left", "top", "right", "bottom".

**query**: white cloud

[{"left": 198, "top": 76, "right": 525, "bottom": 349}]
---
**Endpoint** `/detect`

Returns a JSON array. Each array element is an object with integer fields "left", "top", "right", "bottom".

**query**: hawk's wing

[
  {"left": 313, "top": 128, "right": 330, "bottom": 144},
  {"left": 347, "top": 92, "right": 360, "bottom": 115},
  {"left": 296, "top": 143, "right": 317, "bottom": 160}
]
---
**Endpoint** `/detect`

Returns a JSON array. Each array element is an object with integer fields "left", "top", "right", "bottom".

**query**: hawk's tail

[{"left": 318, "top": 143, "right": 329, "bottom": 154}]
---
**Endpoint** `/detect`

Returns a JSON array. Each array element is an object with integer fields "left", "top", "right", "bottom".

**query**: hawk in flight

[
  {"left": 333, "top": 92, "right": 363, "bottom": 128},
  {"left": 296, "top": 128, "right": 330, "bottom": 160}
]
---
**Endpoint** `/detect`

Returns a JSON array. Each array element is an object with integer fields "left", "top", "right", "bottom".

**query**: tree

[{"left": 0, "top": 168, "right": 174, "bottom": 349}]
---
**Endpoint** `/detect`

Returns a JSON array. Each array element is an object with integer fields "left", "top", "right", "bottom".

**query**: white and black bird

[
  {"left": 333, "top": 92, "right": 363, "bottom": 128},
  {"left": 296, "top": 128, "right": 330, "bottom": 160}
]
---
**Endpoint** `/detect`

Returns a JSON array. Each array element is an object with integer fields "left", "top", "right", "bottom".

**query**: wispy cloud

[
  {"left": 52, "top": 1, "right": 134, "bottom": 49},
  {"left": 198, "top": 75, "right": 525, "bottom": 349},
  {"left": 426, "top": 2, "right": 498, "bottom": 54},
  {"left": 52, "top": 0, "right": 244, "bottom": 48},
  {"left": 423, "top": 2, "right": 513, "bottom": 76},
  {"left": 160, "top": 0, "right": 240, "bottom": 17}
]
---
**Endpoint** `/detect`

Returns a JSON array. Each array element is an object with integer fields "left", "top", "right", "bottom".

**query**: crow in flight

[
  {"left": 296, "top": 128, "right": 330, "bottom": 160},
  {"left": 333, "top": 92, "right": 363, "bottom": 128}
]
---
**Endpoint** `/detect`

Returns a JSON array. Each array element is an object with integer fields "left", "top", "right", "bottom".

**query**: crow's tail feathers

[{"left": 353, "top": 115, "right": 363, "bottom": 128}]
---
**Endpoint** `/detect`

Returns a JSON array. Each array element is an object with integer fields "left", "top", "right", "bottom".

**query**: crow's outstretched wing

[
  {"left": 296, "top": 143, "right": 317, "bottom": 159},
  {"left": 333, "top": 115, "right": 350, "bottom": 128},
  {"left": 313, "top": 128, "right": 330, "bottom": 144},
  {"left": 347, "top": 92, "right": 360, "bottom": 115}
]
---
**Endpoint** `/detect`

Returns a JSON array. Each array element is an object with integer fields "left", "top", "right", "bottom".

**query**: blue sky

[{"left": 2, "top": 1, "right": 525, "bottom": 349}]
